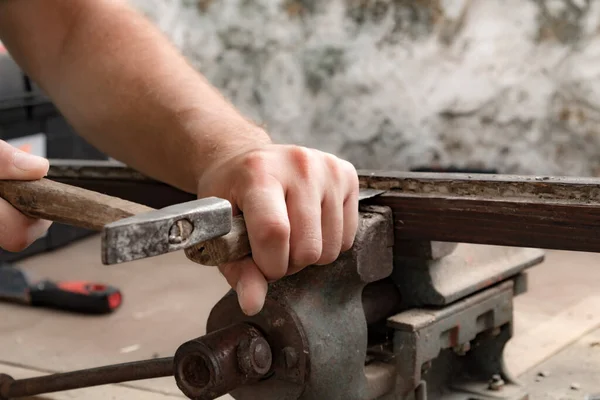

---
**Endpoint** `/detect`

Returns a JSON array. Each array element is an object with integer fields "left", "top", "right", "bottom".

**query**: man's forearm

[{"left": 0, "top": 0, "right": 269, "bottom": 193}]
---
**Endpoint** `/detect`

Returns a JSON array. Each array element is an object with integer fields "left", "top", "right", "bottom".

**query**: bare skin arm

[
  {"left": 0, "top": 0, "right": 359, "bottom": 315},
  {"left": 0, "top": 0, "right": 265, "bottom": 193}
]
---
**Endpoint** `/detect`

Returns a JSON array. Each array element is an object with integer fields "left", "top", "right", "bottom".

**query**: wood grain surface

[
  {"left": 185, "top": 215, "right": 249, "bottom": 266},
  {"left": 0, "top": 178, "right": 154, "bottom": 231}
]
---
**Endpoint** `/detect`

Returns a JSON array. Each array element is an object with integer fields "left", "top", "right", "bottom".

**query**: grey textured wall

[{"left": 131, "top": 0, "right": 600, "bottom": 176}]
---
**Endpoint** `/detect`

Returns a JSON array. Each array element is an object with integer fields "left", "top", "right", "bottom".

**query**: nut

[
  {"left": 488, "top": 374, "right": 505, "bottom": 391},
  {"left": 237, "top": 336, "right": 272, "bottom": 376}
]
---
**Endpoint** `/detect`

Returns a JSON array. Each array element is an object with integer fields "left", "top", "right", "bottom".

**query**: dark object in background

[
  {"left": 0, "top": 42, "right": 109, "bottom": 262},
  {"left": 0, "top": 263, "right": 122, "bottom": 314}
]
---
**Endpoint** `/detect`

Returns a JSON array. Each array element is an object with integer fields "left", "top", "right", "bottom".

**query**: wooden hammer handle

[
  {"left": 184, "top": 214, "right": 249, "bottom": 266},
  {"left": 0, "top": 178, "right": 154, "bottom": 231}
]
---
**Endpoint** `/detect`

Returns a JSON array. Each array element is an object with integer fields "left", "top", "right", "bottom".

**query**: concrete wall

[{"left": 131, "top": 0, "right": 600, "bottom": 176}]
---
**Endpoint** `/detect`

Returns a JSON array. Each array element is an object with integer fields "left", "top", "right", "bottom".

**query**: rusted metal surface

[
  {"left": 364, "top": 362, "right": 396, "bottom": 400},
  {"left": 207, "top": 205, "right": 395, "bottom": 400},
  {"left": 362, "top": 279, "right": 402, "bottom": 325},
  {"left": 394, "top": 240, "right": 458, "bottom": 260},
  {"left": 102, "top": 197, "right": 232, "bottom": 265},
  {"left": 387, "top": 279, "right": 520, "bottom": 396},
  {"left": 359, "top": 170, "right": 600, "bottom": 254},
  {"left": 358, "top": 170, "right": 600, "bottom": 199},
  {"left": 48, "top": 159, "right": 151, "bottom": 182},
  {"left": 0, "top": 357, "right": 173, "bottom": 399},
  {"left": 174, "top": 323, "right": 272, "bottom": 400},
  {"left": 392, "top": 245, "right": 545, "bottom": 306}
]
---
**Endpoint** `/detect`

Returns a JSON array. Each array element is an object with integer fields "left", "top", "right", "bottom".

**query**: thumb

[
  {"left": 0, "top": 140, "right": 49, "bottom": 180},
  {"left": 219, "top": 257, "right": 268, "bottom": 316}
]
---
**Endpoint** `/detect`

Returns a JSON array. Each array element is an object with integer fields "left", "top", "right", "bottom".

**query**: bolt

[
  {"left": 282, "top": 347, "right": 298, "bottom": 369},
  {"left": 169, "top": 219, "right": 193, "bottom": 244},
  {"left": 488, "top": 374, "right": 505, "bottom": 391},
  {"left": 453, "top": 341, "right": 470, "bottom": 356},
  {"left": 237, "top": 336, "right": 272, "bottom": 376},
  {"left": 421, "top": 360, "right": 432, "bottom": 374}
]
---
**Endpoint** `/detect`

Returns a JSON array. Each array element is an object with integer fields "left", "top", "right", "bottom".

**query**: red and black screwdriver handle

[{"left": 29, "top": 280, "right": 123, "bottom": 314}]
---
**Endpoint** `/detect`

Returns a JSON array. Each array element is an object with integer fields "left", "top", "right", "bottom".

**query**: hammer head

[{"left": 101, "top": 197, "right": 232, "bottom": 265}]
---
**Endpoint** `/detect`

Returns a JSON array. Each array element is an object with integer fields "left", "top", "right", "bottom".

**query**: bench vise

[
  {"left": 175, "top": 205, "right": 543, "bottom": 400},
  {"left": 4, "top": 161, "right": 600, "bottom": 400}
]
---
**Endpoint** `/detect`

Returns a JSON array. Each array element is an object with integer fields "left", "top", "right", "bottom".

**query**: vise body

[{"left": 175, "top": 205, "right": 543, "bottom": 400}]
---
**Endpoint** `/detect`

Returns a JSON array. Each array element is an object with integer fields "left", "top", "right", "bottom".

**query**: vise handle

[{"left": 0, "top": 178, "right": 153, "bottom": 231}]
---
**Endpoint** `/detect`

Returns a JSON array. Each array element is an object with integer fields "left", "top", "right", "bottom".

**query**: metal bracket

[{"left": 387, "top": 277, "right": 527, "bottom": 399}]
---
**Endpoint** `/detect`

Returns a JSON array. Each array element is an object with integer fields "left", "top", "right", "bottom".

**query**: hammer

[
  {"left": 0, "top": 178, "right": 384, "bottom": 266},
  {"left": 0, "top": 178, "right": 232, "bottom": 265}
]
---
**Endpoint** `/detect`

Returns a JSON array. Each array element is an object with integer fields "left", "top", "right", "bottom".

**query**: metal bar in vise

[{"left": 358, "top": 170, "right": 600, "bottom": 254}]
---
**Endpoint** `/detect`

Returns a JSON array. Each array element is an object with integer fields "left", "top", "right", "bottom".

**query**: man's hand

[
  {"left": 0, "top": 140, "right": 52, "bottom": 251},
  {"left": 196, "top": 143, "right": 360, "bottom": 316}
]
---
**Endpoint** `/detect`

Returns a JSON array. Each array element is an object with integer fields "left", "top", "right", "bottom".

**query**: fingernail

[
  {"left": 236, "top": 281, "right": 265, "bottom": 316},
  {"left": 13, "top": 151, "right": 49, "bottom": 172},
  {"left": 236, "top": 281, "right": 249, "bottom": 314}
]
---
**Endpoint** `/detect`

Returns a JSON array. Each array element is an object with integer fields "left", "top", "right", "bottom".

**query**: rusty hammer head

[{"left": 101, "top": 197, "right": 232, "bottom": 265}]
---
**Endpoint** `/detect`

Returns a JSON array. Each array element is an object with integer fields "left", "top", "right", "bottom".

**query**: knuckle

[
  {"left": 323, "top": 154, "right": 343, "bottom": 180},
  {"left": 288, "top": 146, "right": 314, "bottom": 179},
  {"left": 253, "top": 217, "right": 290, "bottom": 245},
  {"left": 240, "top": 150, "right": 270, "bottom": 176}
]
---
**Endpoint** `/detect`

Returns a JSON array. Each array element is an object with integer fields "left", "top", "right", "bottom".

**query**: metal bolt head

[
  {"left": 453, "top": 341, "right": 470, "bottom": 356},
  {"left": 237, "top": 336, "right": 272, "bottom": 376},
  {"left": 488, "top": 374, "right": 505, "bottom": 391},
  {"left": 169, "top": 219, "right": 194, "bottom": 244},
  {"left": 282, "top": 347, "right": 298, "bottom": 369}
]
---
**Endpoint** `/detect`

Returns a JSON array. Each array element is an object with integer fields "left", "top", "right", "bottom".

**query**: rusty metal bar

[
  {"left": 0, "top": 357, "right": 173, "bottom": 399},
  {"left": 359, "top": 170, "right": 600, "bottom": 254}
]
